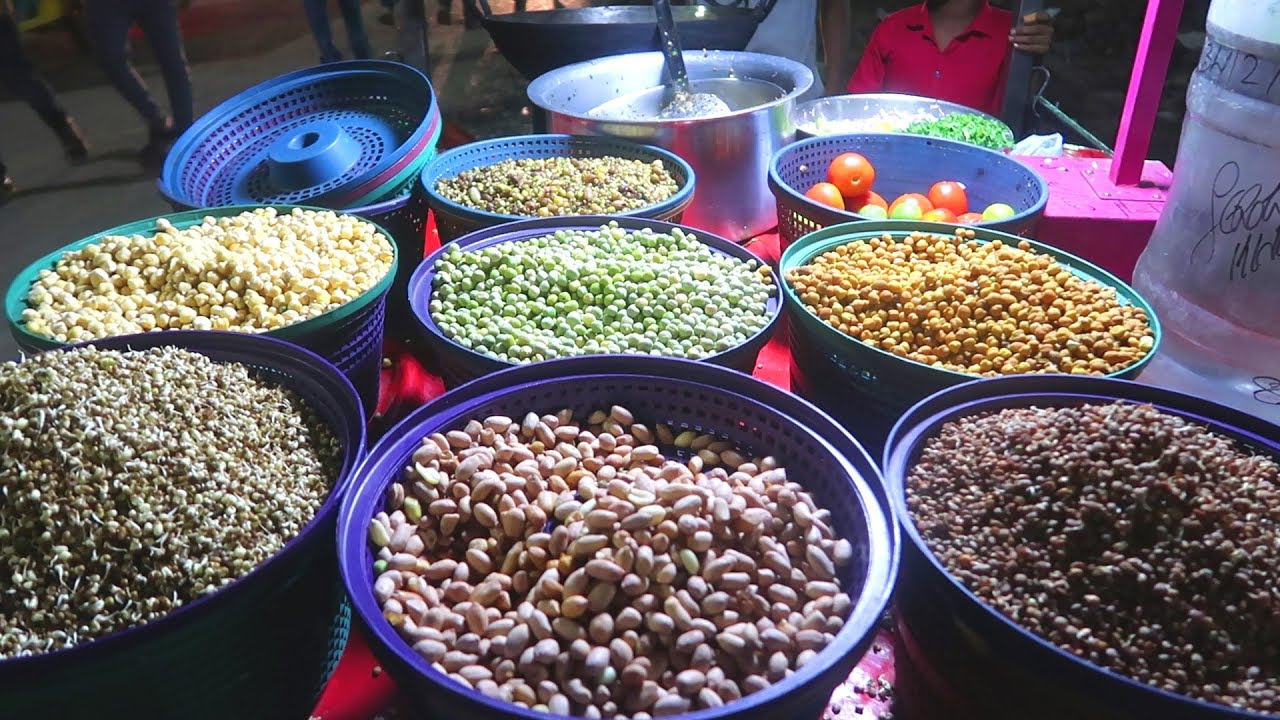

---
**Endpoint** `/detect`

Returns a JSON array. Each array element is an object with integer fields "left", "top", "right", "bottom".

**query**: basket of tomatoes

[{"left": 768, "top": 132, "right": 1049, "bottom": 251}]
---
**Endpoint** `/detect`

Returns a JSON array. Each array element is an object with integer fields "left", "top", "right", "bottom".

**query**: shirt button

[{"left": 935, "top": 70, "right": 942, "bottom": 78}]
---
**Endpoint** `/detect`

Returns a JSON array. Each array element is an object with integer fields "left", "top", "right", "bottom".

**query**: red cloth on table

[{"left": 846, "top": 0, "right": 1013, "bottom": 116}]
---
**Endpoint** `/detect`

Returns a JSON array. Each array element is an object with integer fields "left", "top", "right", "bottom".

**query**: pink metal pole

[{"left": 1110, "top": 0, "right": 1185, "bottom": 186}]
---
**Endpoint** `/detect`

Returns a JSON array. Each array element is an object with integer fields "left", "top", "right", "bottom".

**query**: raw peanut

[{"left": 369, "top": 405, "right": 854, "bottom": 718}]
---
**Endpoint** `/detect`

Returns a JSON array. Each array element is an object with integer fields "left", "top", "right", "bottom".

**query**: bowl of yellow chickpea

[
  {"left": 5, "top": 205, "right": 398, "bottom": 413},
  {"left": 778, "top": 220, "right": 1160, "bottom": 453}
]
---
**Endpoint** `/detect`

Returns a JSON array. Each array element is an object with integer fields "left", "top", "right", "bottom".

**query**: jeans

[
  {"left": 303, "top": 0, "right": 371, "bottom": 63},
  {"left": 0, "top": 13, "right": 71, "bottom": 134},
  {"left": 84, "top": 0, "right": 194, "bottom": 134},
  {"left": 1, "top": 12, "right": 80, "bottom": 175}
]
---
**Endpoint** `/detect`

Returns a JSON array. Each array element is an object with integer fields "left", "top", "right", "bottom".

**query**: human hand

[{"left": 1010, "top": 11, "right": 1054, "bottom": 55}]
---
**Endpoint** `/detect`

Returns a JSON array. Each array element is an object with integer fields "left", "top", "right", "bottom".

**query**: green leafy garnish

[{"left": 903, "top": 113, "right": 1015, "bottom": 150}]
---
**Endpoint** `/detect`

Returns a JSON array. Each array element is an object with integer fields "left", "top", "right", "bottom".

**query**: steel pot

[{"left": 527, "top": 50, "right": 813, "bottom": 241}]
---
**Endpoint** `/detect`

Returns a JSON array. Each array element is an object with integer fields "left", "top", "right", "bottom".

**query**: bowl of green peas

[{"left": 409, "top": 216, "right": 783, "bottom": 387}]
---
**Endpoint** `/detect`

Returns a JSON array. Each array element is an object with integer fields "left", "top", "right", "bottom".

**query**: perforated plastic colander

[{"left": 159, "top": 61, "right": 440, "bottom": 210}]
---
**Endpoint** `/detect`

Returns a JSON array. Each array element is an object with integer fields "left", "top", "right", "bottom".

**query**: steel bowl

[
  {"left": 793, "top": 93, "right": 1013, "bottom": 146},
  {"left": 527, "top": 50, "right": 814, "bottom": 242}
]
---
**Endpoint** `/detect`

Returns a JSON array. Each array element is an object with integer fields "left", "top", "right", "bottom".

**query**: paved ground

[{"left": 0, "top": 0, "right": 1193, "bottom": 362}]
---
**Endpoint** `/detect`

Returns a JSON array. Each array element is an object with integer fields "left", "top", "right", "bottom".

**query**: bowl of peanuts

[
  {"left": 780, "top": 220, "right": 1161, "bottom": 453},
  {"left": 337, "top": 354, "right": 898, "bottom": 720}
]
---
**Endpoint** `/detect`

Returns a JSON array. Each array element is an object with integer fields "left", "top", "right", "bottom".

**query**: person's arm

[
  {"left": 845, "top": 22, "right": 887, "bottom": 94},
  {"left": 1009, "top": 10, "right": 1053, "bottom": 55},
  {"left": 818, "top": 0, "right": 850, "bottom": 95}
]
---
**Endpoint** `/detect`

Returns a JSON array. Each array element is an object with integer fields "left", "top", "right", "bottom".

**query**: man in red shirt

[{"left": 846, "top": 0, "right": 1053, "bottom": 115}]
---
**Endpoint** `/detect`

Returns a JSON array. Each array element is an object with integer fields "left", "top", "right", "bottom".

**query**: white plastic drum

[{"left": 1132, "top": 0, "right": 1280, "bottom": 423}]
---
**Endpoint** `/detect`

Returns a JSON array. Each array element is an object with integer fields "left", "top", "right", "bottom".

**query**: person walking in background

[
  {"left": 435, "top": 0, "right": 488, "bottom": 28},
  {"left": 83, "top": 0, "right": 193, "bottom": 168},
  {"left": 846, "top": 0, "right": 1053, "bottom": 115},
  {"left": 303, "top": 0, "right": 372, "bottom": 63},
  {"left": 1, "top": 0, "right": 89, "bottom": 202}
]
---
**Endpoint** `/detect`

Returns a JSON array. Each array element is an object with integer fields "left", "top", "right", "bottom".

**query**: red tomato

[
  {"left": 922, "top": 208, "right": 958, "bottom": 223},
  {"left": 827, "top": 153, "right": 876, "bottom": 197},
  {"left": 956, "top": 212, "right": 985, "bottom": 225},
  {"left": 928, "top": 181, "right": 969, "bottom": 216},
  {"left": 863, "top": 191, "right": 889, "bottom": 210},
  {"left": 889, "top": 193, "right": 934, "bottom": 216},
  {"left": 805, "top": 182, "right": 846, "bottom": 210}
]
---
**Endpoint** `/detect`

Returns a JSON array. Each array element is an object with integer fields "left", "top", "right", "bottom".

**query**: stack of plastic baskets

[
  {"left": 4, "top": 206, "right": 398, "bottom": 416},
  {"left": 0, "top": 331, "right": 366, "bottom": 720},
  {"left": 157, "top": 60, "right": 441, "bottom": 333},
  {"left": 337, "top": 355, "right": 898, "bottom": 720}
]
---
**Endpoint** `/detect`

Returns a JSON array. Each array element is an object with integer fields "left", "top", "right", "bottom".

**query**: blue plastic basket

[
  {"left": 0, "top": 330, "right": 366, "bottom": 720},
  {"left": 420, "top": 134, "right": 696, "bottom": 243},
  {"left": 884, "top": 375, "right": 1280, "bottom": 720},
  {"left": 768, "top": 133, "right": 1049, "bottom": 251},
  {"left": 337, "top": 355, "right": 898, "bottom": 720},
  {"left": 5, "top": 206, "right": 398, "bottom": 416},
  {"left": 407, "top": 216, "right": 782, "bottom": 387},
  {"left": 159, "top": 61, "right": 441, "bottom": 210}
]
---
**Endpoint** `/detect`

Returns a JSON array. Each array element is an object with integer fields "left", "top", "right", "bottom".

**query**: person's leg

[
  {"left": 132, "top": 0, "right": 194, "bottom": 132},
  {"left": 0, "top": 12, "right": 87, "bottom": 159},
  {"left": 336, "top": 0, "right": 371, "bottom": 59},
  {"left": 302, "top": 0, "right": 343, "bottom": 62},
  {"left": 0, "top": 149, "right": 12, "bottom": 200},
  {"left": 83, "top": 0, "right": 171, "bottom": 133}
]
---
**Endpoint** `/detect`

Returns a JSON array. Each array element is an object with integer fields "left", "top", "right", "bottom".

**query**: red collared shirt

[{"left": 846, "top": 1, "right": 1013, "bottom": 115}]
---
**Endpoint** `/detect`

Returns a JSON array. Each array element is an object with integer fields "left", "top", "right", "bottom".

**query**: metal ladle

[{"left": 653, "top": 0, "right": 732, "bottom": 119}]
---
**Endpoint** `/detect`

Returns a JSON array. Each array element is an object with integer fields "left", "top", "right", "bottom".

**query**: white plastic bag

[{"left": 1011, "top": 133, "right": 1065, "bottom": 157}]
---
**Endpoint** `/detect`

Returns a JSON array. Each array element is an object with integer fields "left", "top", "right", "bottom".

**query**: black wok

[{"left": 466, "top": 0, "right": 778, "bottom": 81}]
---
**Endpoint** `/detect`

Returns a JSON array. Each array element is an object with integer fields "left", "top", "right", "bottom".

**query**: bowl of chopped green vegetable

[{"left": 794, "top": 93, "right": 1015, "bottom": 150}]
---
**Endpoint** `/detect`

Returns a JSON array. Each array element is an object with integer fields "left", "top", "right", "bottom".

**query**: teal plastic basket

[
  {"left": 4, "top": 205, "right": 398, "bottom": 414},
  {"left": 779, "top": 220, "right": 1162, "bottom": 455}
]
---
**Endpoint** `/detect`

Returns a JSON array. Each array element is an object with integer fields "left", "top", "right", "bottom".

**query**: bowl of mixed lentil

[
  {"left": 883, "top": 374, "right": 1280, "bottom": 720},
  {"left": 0, "top": 331, "right": 366, "bottom": 719},
  {"left": 337, "top": 354, "right": 897, "bottom": 720},
  {"left": 4, "top": 206, "right": 399, "bottom": 413},
  {"left": 409, "top": 216, "right": 782, "bottom": 387},
  {"left": 779, "top": 220, "right": 1160, "bottom": 453},
  {"left": 421, "top": 134, "right": 695, "bottom": 243}
]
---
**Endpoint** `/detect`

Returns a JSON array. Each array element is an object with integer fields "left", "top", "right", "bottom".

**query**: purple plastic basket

[
  {"left": 768, "top": 133, "right": 1049, "bottom": 252},
  {"left": 338, "top": 355, "right": 897, "bottom": 720},
  {"left": 408, "top": 216, "right": 783, "bottom": 388},
  {"left": 0, "top": 331, "right": 366, "bottom": 719},
  {"left": 884, "top": 375, "right": 1280, "bottom": 720}
]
